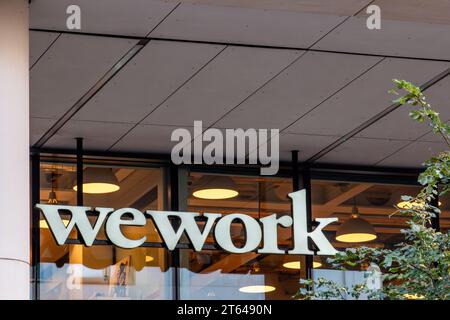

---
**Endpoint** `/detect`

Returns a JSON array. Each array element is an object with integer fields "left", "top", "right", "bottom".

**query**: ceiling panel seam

[
  {"left": 29, "top": 28, "right": 450, "bottom": 64},
  {"left": 352, "top": 0, "right": 376, "bottom": 17},
  {"left": 30, "top": 32, "right": 61, "bottom": 70},
  {"left": 302, "top": 0, "right": 378, "bottom": 50},
  {"left": 374, "top": 118, "right": 450, "bottom": 166},
  {"left": 281, "top": 57, "right": 385, "bottom": 133},
  {"left": 106, "top": 45, "right": 229, "bottom": 151},
  {"left": 33, "top": 39, "right": 150, "bottom": 149},
  {"left": 306, "top": 68, "right": 450, "bottom": 163},
  {"left": 204, "top": 50, "right": 309, "bottom": 130},
  {"left": 144, "top": 2, "right": 181, "bottom": 37},
  {"left": 241, "top": 56, "right": 384, "bottom": 161}
]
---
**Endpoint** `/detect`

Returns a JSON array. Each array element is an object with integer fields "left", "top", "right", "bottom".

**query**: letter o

[{"left": 214, "top": 214, "right": 262, "bottom": 253}]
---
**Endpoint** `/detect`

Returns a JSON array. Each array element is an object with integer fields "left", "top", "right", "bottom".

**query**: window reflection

[
  {"left": 37, "top": 163, "right": 440, "bottom": 300},
  {"left": 311, "top": 180, "right": 423, "bottom": 298},
  {"left": 39, "top": 245, "right": 173, "bottom": 299},
  {"left": 180, "top": 172, "right": 305, "bottom": 300},
  {"left": 39, "top": 163, "right": 172, "bottom": 299},
  {"left": 180, "top": 250, "right": 304, "bottom": 300}
]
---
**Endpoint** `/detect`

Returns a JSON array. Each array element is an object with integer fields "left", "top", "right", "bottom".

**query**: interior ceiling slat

[
  {"left": 30, "top": 0, "right": 179, "bottom": 37},
  {"left": 356, "top": 75, "right": 450, "bottom": 141},
  {"left": 30, "top": 34, "right": 137, "bottom": 120},
  {"left": 30, "top": 31, "right": 59, "bottom": 67},
  {"left": 44, "top": 120, "right": 135, "bottom": 151},
  {"left": 73, "top": 40, "right": 225, "bottom": 124},
  {"left": 285, "top": 58, "right": 450, "bottom": 137},
  {"left": 149, "top": 3, "right": 347, "bottom": 47},
  {"left": 216, "top": 51, "right": 381, "bottom": 130},
  {"left": 141, "top": 46, "right": 302, "bottom": 127},
  {"left": 377, "top": 141, "right": 448, "bottom": 168},
  {"left": 313, "top": 16, "right": 450, "bottom": 60}
]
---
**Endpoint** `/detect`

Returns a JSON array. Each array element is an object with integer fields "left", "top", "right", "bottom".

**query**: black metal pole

[
  {"left": 30, "top": 152, "right": 40, "bottom": 300},
  {"left": 76, "top": 138, "right": 83, "bottom": 206},
  {"left": 291, "top": 151, "right": 313, "bottom": 281},
  {"left": 169, "top": 164, "right": 180, "bottom": 300}
]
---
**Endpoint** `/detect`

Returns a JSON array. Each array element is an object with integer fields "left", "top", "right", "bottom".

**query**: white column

[{"left": 0, "top": 0, "right": 30, "bottom": 299}]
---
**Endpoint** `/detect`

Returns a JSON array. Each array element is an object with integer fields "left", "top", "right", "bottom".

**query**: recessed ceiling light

[
  {"left": 239, "top": 285, "right": 276, "bottom": 293},
  {"left": 282, "top": 261, "right": 322, "bottom": 269}
]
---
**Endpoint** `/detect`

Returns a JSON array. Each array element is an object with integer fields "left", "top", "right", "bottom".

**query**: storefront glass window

[
  {"left": 311, "top": 180, "right": 422, "bottom": 299},
  {"left": 38, "top": 163, "right": 173, "bottom": 299},
  {"left": 36, "top": 160, "right": 445, "bottom": 300},
  {"left": 178, "top": 172, "right": 305, "bottom": 300}
]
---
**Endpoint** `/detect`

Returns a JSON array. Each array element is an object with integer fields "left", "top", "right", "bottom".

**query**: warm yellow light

[
  {"left": 40, "top": 219, "right": 70, "bottom": 229},
  {"left": 282, "top": 261, "right": 322, "bottom": 269},
  {"left": 397, "top": 200, "right": 441, "bottom": 209},
  {"left": 335, "top": 233, "right": 377, "bottom": 243},
  {"left": 193, "top": 188, "right": 238, "bottom": 200},
  {"left": 403, "top": 293, "right": 425, "bottom": 300},
  {"left": 74, "top": 183, "right": 120, "bottom": 194},
  {"left": 239, "top": 285, "right": 276, "bottom": 293},
  {"left": 283, "top": 261, "right": 301, "bottom": 269},
  {"left": 145, "top": 255, "right": 154, "bottom": 263}
]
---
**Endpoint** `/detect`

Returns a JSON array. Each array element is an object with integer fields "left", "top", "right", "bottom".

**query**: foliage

[{"left": 296, "top": 80, "right": 450, "bottom": 300}]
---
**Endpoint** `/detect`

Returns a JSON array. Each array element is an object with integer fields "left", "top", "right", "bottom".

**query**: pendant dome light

[
  {"left": 192, "top": 175, "right": 238, "bottom": 200},
  {"left": 282, "top": 260, "right": 322, "bottom": 269},
  {"left": 335, "top": 198, "right": 377, "bottom": 243},
  {"left": 73, "top": 167, "right": 120, "bottom": 194}
]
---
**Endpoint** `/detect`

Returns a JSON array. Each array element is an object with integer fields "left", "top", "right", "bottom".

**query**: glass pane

[
  {"left": 311, "top": 180, "right": 422, "bottom": 299},
  {"left": 38, "top": 163, "right": 172, "bottom": 299},
  {"left": 39, "top": 244, "right": 173, "bottom": 299},
  {"left": 180, "top": 172, "right": 305, "bottom": 300}
]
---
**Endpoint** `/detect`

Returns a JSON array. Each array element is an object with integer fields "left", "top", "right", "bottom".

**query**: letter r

[{"left": 287, "top": 190, "right": 338, "bottom": 256}]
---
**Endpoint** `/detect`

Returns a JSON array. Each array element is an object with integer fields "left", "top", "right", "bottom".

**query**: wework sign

[{"left": 36, "top": 190, "right": 338, "bottom": 255}]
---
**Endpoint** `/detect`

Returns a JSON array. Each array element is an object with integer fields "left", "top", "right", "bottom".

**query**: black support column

[
  {"left": 291, "top": 151, "right": 313, "bottom": 281},
  {"left": 30, "top": 153, "right": 40, "bottom": 300},
  {"left": 76, "top": 138, "right": 84, "bottom": 206}
]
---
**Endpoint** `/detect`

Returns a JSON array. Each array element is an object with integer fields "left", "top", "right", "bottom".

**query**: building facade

[{"left": 1, "top": 0, "right": 450, "bottom": 299}]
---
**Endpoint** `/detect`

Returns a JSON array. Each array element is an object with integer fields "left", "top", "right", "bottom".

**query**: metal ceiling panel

[
  {"left": 141, "top": 46, "right": 302, "bottom": 127},
  {"left": 73, "top": 40, "right": 225, "bottom": 124},
  {"left": 30, "top": 34, "right": 137, "bottom": 120},
  {"left": 150, "top": 3, "right": 347, "bottom": 47},
  {"left": 30, "top": 0, "right": 179, "bottom": 37},
  {"left": 216, "top": 51, "right": 381, "bottom": 130}
]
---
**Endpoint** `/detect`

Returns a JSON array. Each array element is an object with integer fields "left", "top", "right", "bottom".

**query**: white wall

[{"left": 0, "top": 0, "right": 30, "bottom": 299}]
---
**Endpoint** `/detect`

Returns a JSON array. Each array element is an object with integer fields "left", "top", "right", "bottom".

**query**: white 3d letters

[{"left": 36, "top": 189, "right": 338, "bottom": 255}]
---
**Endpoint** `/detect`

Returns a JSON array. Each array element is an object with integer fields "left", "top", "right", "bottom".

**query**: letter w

[
  {"left": 36, "top": 204, "right": 112, "bottom": 246},
  {"left": 147, "top": 211, "right": 221, "bottom": 251}
]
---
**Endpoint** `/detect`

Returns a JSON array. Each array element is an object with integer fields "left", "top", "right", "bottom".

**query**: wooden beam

[{"left": 322, "top": 184, "right": 373, "bottom": 210}]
